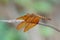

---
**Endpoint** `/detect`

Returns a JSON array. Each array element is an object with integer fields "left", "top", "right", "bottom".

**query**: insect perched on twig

[{"left": 16, "top": 13, "right": 51, "bottom": 32}]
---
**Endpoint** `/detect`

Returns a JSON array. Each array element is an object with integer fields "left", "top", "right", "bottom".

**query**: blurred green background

[{"left": 0, "top": 0, "right": 60, "bottom": 40}]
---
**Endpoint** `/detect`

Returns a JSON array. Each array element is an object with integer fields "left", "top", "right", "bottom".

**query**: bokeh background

[{"left": 0, "top": 0, "right": 60, "bottom": 40}]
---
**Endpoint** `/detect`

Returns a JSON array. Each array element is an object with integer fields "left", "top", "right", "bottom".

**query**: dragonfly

[
  {"left": 16, "top": 13, "right": 51, "bottom": 32},
  {"left": 0, "top": 13, "right": 60, "bottom": 32}
]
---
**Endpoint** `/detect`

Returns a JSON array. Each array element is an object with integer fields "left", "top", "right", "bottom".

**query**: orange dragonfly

[{"left": 16, "top": 13, "right": 51, "bottom": 32}]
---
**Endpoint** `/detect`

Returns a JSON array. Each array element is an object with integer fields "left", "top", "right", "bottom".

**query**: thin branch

[
  {"left": 39, "top": 22, "right": 60, "bottom": 32},
  {"left": 0, "top": 20, "right": 60, "bottom": 32}
]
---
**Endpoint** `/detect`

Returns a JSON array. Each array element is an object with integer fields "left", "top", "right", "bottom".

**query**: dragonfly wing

[
  {"left": 16, "top": 14, "right": 30, "bottom": 20},
  {"left": 16, "top": 16, "right": 24, "bottom": 20},
  {"left": 16, "top": 21, "right": 26, "bottom": 30},
  {"left": 24, "top": 23, "right": 37, "bottom": 32}
]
